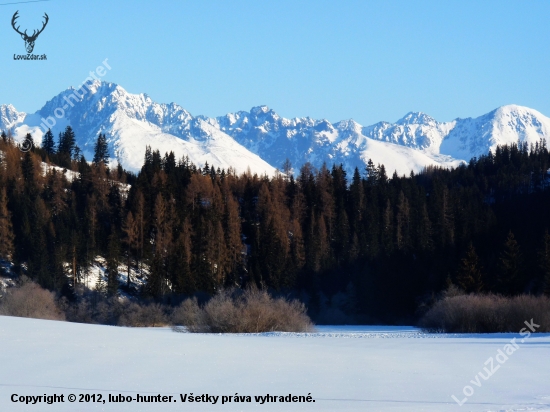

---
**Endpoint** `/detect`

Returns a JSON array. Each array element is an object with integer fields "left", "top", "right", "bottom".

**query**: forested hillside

[{"left": 1, "top": 128, "right": 550, "bottom": 323}]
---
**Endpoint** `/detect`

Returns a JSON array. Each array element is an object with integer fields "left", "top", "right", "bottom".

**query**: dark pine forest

[{"left": 1, "top": 127, "right": 550, "bottom": 323}]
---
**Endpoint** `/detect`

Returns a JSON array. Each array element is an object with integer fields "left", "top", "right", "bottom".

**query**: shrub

[
  {"left": 203, "top": 290, "right": 242, "bottom": 333},
  {"left": 171, "top": 297, "right": 207, "bottom": 332},
  {"left": 63, "top": 295, "right": 169, "bottom": 327},
  {"left": 0, "top": 281, "right": 65, "bottom": 321},
  {"left": 63, "top": 299, "right": 95, "bottom": 324},
  {"left": 419, "top": 293, "right": 550, "bottom": 333},
  {"left": 118, "top": 302, "right": 168, "bottom": 327},
  {"left": 172, "top": 289, "right": 314, "bottom": 333}
]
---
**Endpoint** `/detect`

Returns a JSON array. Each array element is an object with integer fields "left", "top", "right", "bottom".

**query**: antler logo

[{"left": 11, "top": 11, "right": 49, "bottom": 54}]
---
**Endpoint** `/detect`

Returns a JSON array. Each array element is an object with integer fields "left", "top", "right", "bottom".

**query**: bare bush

[
  {"left": 62, "top": 299, "right": 95, "bottom": 324},
  {"left": 267, "top": 295, "right": 314, "bottom": 332},
  {"left": 63, "top": 295, "right": 169, "bottom": 327},
  {"left": 0, "top": 281, "right": 65, "bottom": 321},
  {"left": 171, "top": 297, "right": 207, "bottom": 332},
  {"left": 238, "top": 289, "right": 278, "bottom": 333},
  {"left": 118, "top": 302, "right": 168, "bottom": 327},
  {"left": 95, "top": 300, "right": 117, "bottom": 325},
  {"left": 203, "top": 290, "right": 242, "bottom": 333},
  {"left": 420, "top": 294, "right": 550, "bottom": 333},
  {"left": 172, "top": 289, "right": 314, "bottom": 333}
]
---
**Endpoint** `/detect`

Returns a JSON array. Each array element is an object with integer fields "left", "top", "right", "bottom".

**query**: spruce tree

[
  {"left": 143, "top": 146, "right": 153, "bottom": 169},
  {"left": 21, "top": 150, "right": 35, "bottom": 185},
  {"left": 396, "top": 190, "right": 410, "bottom": 251},
  {"left": 93, "top": 133, "right": 109, "bottom": 164},
  {"left": 95, "top": 271, "right": 107, "bottom": 297},
  {"left": 418, "top": 202, "right": 433, "bottom": 251},
  {"left": 282, "top": 158, "right": 292, "bottom": 180},
  {"left": 73, "top": 145, "right": 82, "bottom": 162},
  {"left": 349, "top": 167, "right": 365, "bottom": 256},
  {"left": 456, "top": 243, "right": 484, "bottom": 293},
  {"left": 58, "top": 126, "right": 76, "bottom": 156},
  {"left": 41, "top": 129, "right": 55, "bottom": 155},
  {"left": 538, "top": 230, "right": 550, "bottom": 296},
  {"left": 382, "top": 198, "right": 394, "bottom": 254},
  {"left": 57, "top": 126, "right": 76, "bottom": 167},
  {"left": 366, "top": 159, "right": 378, "bottom": 185},
  {"left": 22, "top": 133, "right": 34, "bottom": 152},
  {"left": 377, "top": 165, "right": 388, "bottom": 185},
  {"left": 499, "top": 231, "right": 522, "bottom": 294}
]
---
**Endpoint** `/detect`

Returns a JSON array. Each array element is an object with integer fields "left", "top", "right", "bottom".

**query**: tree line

[{"left": 1, "top": 128, "right": 550, "bottom": 322}]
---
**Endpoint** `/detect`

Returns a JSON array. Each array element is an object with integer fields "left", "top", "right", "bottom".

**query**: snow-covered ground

[
  {"left": 79, "top": 256, "right": 146, "bottom": 293},
  {"left": 0, "top": 317, "right": 549, "bottom": 411}
]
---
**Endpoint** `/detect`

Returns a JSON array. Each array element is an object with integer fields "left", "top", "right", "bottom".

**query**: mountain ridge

[{"left": 2, "top": 81, "right": 550, "bottom": 176}]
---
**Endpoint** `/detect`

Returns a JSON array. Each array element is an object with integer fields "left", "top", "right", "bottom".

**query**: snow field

[{"left": 0, "top": 317, "right": 549, "bottom": 411}]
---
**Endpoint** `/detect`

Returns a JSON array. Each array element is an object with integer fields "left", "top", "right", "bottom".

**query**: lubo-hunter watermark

[
  {"left": 11, "top": 10, "right": 48, "bottom": 60},
  {"left": 39, "top": 59, "right": 112, "bottom": 133}
]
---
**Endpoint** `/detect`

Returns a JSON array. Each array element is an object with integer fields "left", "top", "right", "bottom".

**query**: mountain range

[{"left": 2, "top": 81, "right": 550, "bottom": 176}]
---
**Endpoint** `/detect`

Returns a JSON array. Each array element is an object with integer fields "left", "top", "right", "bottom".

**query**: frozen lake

[{"left": 1, "top": 316, "right": 549, "bottom": 411}]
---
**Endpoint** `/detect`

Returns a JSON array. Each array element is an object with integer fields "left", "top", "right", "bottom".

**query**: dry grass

[
  {"left": 419, "top": 293, "right": 550, "bottom": 333},
  {"left": 172, "top": 289, "right": 314, "bottom": 333}
]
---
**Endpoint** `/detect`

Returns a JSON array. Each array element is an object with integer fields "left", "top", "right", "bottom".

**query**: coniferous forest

[{"left": 1, "top": 127, "right": 550, "bottom": 323}]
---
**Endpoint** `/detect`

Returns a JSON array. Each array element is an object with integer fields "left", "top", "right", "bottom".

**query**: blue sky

[{"left": 2, "top": 0, "right": 550, "bottom": 125}]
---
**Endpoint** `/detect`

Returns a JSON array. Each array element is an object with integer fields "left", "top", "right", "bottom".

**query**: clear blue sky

[{"left": 2, "top": 0, "right": 550, "bottom": 125}]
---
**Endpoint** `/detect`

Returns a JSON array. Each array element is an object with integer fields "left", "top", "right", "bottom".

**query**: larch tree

[
  {"left": 135, "top": 190, "right": 146, "bottom": 277},
  {"left": 222, "top": 188, "right": 243, "bottom": 283},
  {"left": 122, "top": 211, "right": 138, "bottom": 288},
  {"left": 0, "top": 187, "right": 14, "bottom": 260},
  {"left": 147, "top": 193, "right": 174, "bottom": 298},
  {"left": 106, "top": 230, "right": 121, "bottom": 297},
  {"left": 170, "top": 218, "right": 194, "bottom": 294}
]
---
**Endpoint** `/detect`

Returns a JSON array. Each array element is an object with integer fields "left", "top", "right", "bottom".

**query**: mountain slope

[
  {"left": 440, "top": 105, "right": 550, "bottom": 160},
  {"left": 1, "top": 82, "right": 277, "bottom": 175},
  {"left": 213, "top": 104, "right": 550, "bottom": 175},
  {"left": 211, "top": 107, "right": 462, "bottom": 175}
]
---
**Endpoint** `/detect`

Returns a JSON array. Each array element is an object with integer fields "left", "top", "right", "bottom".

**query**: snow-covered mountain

[
  {"left": 212, "top": 104, "right": 550, "bottom": 175},
  {"left": 211, "top": 107, "right": 462, "bottom": 175},
  {"left": 0, "top": 104, "right": 25, "bottom": 128},
  {"left": 438, "top": 105, "right": 550, "bottom": 160},
  {"left": 2, "top": 81, "right": 550, "bottom": 176},
  {"left": 0, "top": 82, "right": 277, "bottom": 175}
]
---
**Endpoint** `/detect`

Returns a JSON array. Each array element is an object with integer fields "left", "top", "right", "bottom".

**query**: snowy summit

[{"left": 2, "top": 82, "right": 550, "bottom": 176}]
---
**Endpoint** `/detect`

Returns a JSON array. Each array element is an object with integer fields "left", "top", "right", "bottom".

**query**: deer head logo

[{"left": 11, "top": 11, "right": 49, "bottom": 54}]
